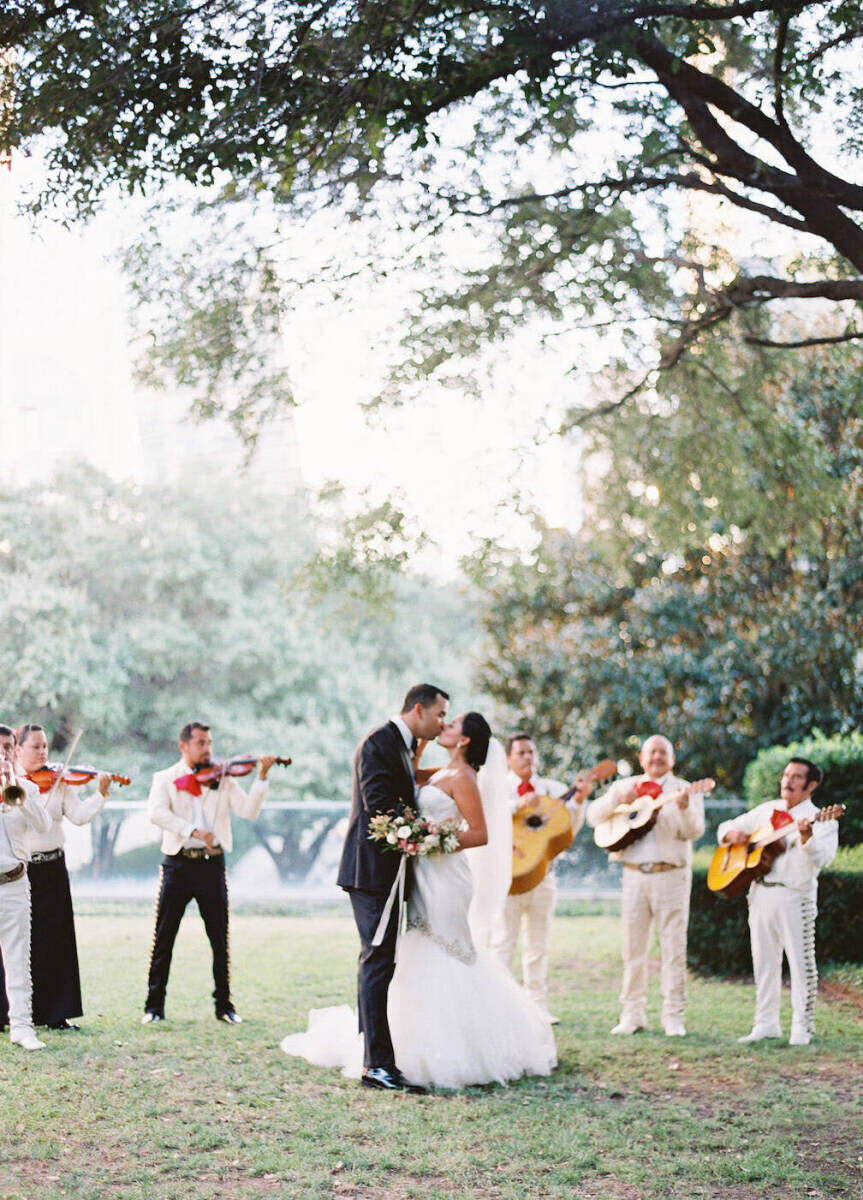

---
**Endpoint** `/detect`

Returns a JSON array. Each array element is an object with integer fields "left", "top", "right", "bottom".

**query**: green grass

[{"left": 1, "top": 913, "right": 861, "bottom": 1199}]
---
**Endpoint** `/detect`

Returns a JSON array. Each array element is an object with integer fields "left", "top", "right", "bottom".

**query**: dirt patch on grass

[
  {"left": 192, "top": 1172, "right": 288, "bottom": 1197},
  {"left": 820, "top": 979, "right": 863, "bottom": 1015},
  {"left": 564, "top": 1178, "right": 643, "bottom": 1199},
  {"left": 327, "top": 1176, "right": 470, "bottom": 1199}
]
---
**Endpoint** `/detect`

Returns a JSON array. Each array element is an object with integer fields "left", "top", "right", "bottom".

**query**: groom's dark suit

[{"left": 337, "top": 720, "right": 416, "bottom": 1071}]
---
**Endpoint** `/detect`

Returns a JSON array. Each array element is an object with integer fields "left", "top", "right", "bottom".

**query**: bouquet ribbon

[{"left": 371, "top": 855, "right": 407, "bottom": 950}]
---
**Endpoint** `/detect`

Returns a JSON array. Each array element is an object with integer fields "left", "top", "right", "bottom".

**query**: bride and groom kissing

[{"left": 281, "top": 683, "right": 556, "bottom": 1091}]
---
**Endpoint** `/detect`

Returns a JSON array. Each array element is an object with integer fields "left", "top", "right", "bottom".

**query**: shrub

[
  {"left": 743, "top": 731, "right": 863, "bottom": 846},
  {"left": 687, "top": 863, "right": 863, "bottom": 976}
]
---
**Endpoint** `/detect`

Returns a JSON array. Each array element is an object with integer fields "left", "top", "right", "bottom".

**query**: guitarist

[
  {"left": 490, "top": 732, "right": 590, "bottom": 1023},
  {"left": 717, "top": 758, "right": 838, "bottom": 1047},
  {"left": 586, "top": 734, "right": 704, "bottom": 1038}
]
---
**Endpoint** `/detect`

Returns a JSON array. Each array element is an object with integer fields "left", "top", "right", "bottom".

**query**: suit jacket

[
  {"left": 148, "top": 760, "right": 268, "bottom": 855},
  {"left": 337, "top": 721, "right": 416, "bottom": 893}
]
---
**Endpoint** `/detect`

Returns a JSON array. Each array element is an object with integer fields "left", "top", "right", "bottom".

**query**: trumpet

[{"left": 0, "top": 759, "right": 25, "bottom": 807}]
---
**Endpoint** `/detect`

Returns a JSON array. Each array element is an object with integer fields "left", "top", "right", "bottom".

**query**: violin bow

[{"left": 44, "top": 728, "right": 83, "bottom": 805}]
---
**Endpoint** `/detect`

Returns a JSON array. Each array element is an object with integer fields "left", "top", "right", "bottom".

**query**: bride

[{"left": 281, "top": 712, "right": 556, "bottom": 1089}]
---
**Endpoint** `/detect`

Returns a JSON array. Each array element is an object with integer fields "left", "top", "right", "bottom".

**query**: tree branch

[{"left": 744, "top": 330, "right": 863, "bottom": 349}]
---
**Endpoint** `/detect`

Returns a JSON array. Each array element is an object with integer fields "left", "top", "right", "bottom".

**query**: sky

[{"left": 0, "top": 152, "right": 588, "bottom": 573}]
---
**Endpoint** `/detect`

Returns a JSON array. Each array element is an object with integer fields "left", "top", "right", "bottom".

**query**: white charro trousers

[
  {"left": 747, "top": 883, "right": 817, "bottom": 1037},
  {"left": 619, "top": 867, "right": 691, "bottom": 1024},
  {"left": 0, "top": 873, "right": 34, "bottom": 1037},
  {"left": 493, "top": 873, "right": 557, "bottom": 1008}
]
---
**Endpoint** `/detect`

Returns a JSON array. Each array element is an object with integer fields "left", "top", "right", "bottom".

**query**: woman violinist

[{"left": 14, "top": 723, "right": 115, "bottom": 1031}]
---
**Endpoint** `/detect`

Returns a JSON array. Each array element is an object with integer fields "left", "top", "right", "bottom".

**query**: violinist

[
  {"left": 142, "top": 721, "right": 276, "bottom": 1026},
  {"left": 14, "top": 723, "right": 113, "bottom": 1031},
  {"left": 0, "top": 724, "right": 53, "bottom": 1049}
]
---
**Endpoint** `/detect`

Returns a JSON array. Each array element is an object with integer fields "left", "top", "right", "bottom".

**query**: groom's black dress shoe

[{"left": 361, "top": 1067, "right": 428, "bottom": 1095}]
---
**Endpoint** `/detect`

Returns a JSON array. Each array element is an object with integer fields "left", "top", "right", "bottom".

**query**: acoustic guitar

[
  {"left": 510, "top": 759, "right": 617, "bottom": 895},
  {"left": 593, "top": 777, "right": 716, "bottom": 853},
  {"left": 707, "top": 804, "right": 845, "bottom": 899}
]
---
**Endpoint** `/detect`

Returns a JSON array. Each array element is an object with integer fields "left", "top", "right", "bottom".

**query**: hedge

[
  {"left": 743, "top": 731, "right": 863, "bottom": 846},
  {"left": 687, "top": 861, "right": 863, "bottom": 976}
]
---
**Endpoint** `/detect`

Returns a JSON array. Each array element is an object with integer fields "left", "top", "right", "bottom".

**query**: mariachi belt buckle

[{"left": 638, "top": 863, "right": 657, "bottom": 874}]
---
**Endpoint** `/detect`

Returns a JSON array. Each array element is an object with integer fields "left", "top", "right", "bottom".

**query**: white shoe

[
  {"left": 10, "top": 1029, "right": 46, "bottom": 1051},
  {"left": 611, "top": 1019, "right": 645, "bottom": 1035},
  {"left": 789, "top": 1029, "right": 812, "bottom": 1046},
  {"left": 543, "top": 1012, "right": 561, "bottom": 1026},
  {"left": 737, "top": 1028, "right": 782, "bottom": 1043},
  {"left": 664, "top": 1021, "right": 686, "bottom": 1037}
]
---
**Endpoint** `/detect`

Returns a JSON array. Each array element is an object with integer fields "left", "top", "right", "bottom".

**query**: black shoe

[
  {"left": 49, "top": 1020, "right": 80, "bottom": 1031},
  {"left": 361, "top": 1067, "right": 428, "bottom": 1095},
  {"left": 141, "top": 1012, "right": 164, "bottom": 1025},
  {"left": 391, "top": 1068, "right": 429, "bottom": 1095},
  {"left": 216, "top": 1010, "right": 243, "bottom": 1025}
]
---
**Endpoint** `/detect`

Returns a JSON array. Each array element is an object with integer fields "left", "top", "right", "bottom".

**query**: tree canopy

[
  {"left": 469, "top": 337, "right": 863, "bottom": 785},
  {"left": 4, "top": 2, "right": 863, "bottom": 415}
]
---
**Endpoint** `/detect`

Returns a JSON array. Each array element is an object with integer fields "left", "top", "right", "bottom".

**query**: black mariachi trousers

[
  {"left": 144, "top": 853, "right": 232, "bottom": 1017},
  {"left": 0, "top": 854, "right": 83, "bottom": 1028}
]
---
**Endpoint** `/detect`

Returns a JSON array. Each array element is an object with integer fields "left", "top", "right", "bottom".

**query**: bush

[
  {"left": 743, "top": 731, "right": 863, "bottom": 846},
  {"left": 687, "top": 864, "right": 863, "bottom": 976}
]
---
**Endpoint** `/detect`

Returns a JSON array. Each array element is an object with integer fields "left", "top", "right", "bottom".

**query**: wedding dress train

[{"left": 281, "top": 782, "right": 556, "bottom": 1088}]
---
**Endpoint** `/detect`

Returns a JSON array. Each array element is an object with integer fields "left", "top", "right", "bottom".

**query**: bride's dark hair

[{"left": 461, "top": 712, "right": 492, "bottom": 771}]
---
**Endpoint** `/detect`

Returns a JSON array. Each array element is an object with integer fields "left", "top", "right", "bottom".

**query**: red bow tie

[
  {"left": 517, "top": 779, "right": 535, "bottom": 797},
  {"left": 174, "top": 773, "right": 203, "bottom": 797},
  {"left": 771, "top": 808, "right": 794, "bottom": 830}
]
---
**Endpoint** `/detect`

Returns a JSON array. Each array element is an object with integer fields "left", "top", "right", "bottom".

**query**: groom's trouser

[{"left": 348, "top": 887, "right": 400, "bottom": 1071}]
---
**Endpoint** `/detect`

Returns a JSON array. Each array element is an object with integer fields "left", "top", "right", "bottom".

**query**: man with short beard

[
  {"left": 587, "top": 735, "right": 704, "bottom": 1037},
  {"left": 337, "top": 683, "right": 449, "bottom": 1093}
]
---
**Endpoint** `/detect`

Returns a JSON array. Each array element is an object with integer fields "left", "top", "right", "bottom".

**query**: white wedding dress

[{"left": 281, "top": 782, "right": 557, "bottom": 1089}]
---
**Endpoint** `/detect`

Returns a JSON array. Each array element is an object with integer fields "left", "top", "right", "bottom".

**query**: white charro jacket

[
  {"left": 586, "top": 772, "right": 705, "bottom": 868},
  {"left": 717, "top": 797, "right": 837, "bottom": 897},
  {"left": 148, "top": 760, "right": 268, "bottom": 856},
  {"left": 1, "top": 776, "right": 53, "bottom": 863}
]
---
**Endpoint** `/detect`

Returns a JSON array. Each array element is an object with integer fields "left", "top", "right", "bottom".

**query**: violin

[
  {"left": 176, "top": 755, "right": 292, "bottom": 792},
  {"left": 26, "top": 764, "right": 132, "bottom": 794}
]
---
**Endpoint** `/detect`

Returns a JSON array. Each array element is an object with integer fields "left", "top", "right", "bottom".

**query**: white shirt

[
  {"left": 717, "top": 797, "right": 838, "bottom": 897},
  {"left": 391, "top": 715, "right": 415, "bottom": 753},
  {"left": 586, "top": 772, "right": 704, "bottom": 867},
  {"left": 186, "top": 792, "right": 217, "bottom": 849},
  {"left": 26, "top": 780, "right": 106, "bottom": 854}
]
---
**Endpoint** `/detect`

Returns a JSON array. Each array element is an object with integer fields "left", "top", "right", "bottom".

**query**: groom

[{"left": 337, "top": 683, "right": 449, "bottom": 1093}]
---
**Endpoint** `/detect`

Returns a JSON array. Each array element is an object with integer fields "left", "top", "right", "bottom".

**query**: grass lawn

[{"left": 1, "top": 911, "right": 861, "bottom": 1199}]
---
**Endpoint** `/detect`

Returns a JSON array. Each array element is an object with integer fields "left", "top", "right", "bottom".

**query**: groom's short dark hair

[{"left": 402, "top": 683, "right": 449, "bottom": 712}]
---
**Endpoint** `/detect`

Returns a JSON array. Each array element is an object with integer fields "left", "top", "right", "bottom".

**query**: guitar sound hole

[{"left": 526, "top": 815, "right": 544, "bottom": 829}]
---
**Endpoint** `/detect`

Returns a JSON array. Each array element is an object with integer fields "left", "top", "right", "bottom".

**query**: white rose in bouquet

[
  {"left": 386, "top": 832, "right": 398, "bottom": 844},
  {"left": 396, "top": 825, "right": 412, "bottom": 839}
]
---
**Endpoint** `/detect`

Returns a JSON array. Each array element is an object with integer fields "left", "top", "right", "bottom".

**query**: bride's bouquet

[{"left": 368, "top": 807, "right": 463, "bottom": 858}]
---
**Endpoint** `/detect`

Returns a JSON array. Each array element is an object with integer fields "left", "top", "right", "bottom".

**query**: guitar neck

[
  {"left": 751, "top": 807, "right": 838, "bottom": 850},
  {"left": 650, "top": 779, "right": 713, "bottom": 812}
]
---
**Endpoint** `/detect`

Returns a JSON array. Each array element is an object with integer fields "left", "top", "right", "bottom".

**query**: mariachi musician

[
  {"left": 490, "top": 731, "right": 590, "bottom": 1024},
  {"left": 12, "top": 723, "right": 113, "bottom": 1031},
  {"left": 142, "top": 721, "right": 276, "bottom": 1025},
  {"left": 717, "top": 757, "right": 838, "bottom": 1046},
  {"left": 586, "top": 734, "right": 704, "bottom": 1038},
  {"left": 0, "top": 725, "right": 53, "bottom": 1050}
]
